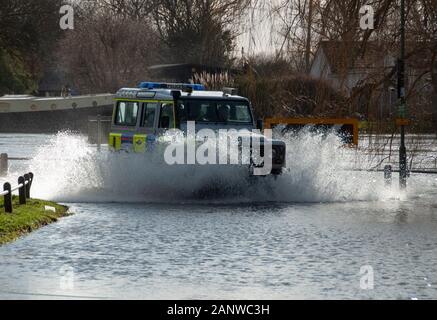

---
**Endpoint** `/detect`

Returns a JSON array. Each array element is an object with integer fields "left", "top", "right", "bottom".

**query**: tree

[
  {"left": 0, "top": 48, "right": 35, "bottom": 94},
  {"left": 97, "top": 0, "right": 155, "bottom": 19},
  {"left": 57, "top": 7, "right": 162, "bottom": 93},
  {"left": 152, "top": 0, "right": 250, "bottom": 66},
  {"left": 0, "top": 0, "right": 62, "bottom": 94}
]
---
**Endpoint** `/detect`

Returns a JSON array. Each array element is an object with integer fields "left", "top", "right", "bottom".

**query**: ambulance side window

[
  {"left": 141, "top": 102, "right": 157, "bottom": 128},
  {"left": 115, "top": 101, "right": 139, "bottom": 126},
  {"left": 159, "top": 103, "right": 175, "bottom": 129}
]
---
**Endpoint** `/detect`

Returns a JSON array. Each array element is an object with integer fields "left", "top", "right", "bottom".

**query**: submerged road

[
  {"left": 0, "top": 133, "right": 436, "bottom": 299},
  {"left": 1, "top": 198, "right": 437, "bottom": 299}
]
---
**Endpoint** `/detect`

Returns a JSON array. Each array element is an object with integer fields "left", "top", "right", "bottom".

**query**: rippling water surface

[{"left": 0, "top": 133, "right": 436, "bottom": 299}]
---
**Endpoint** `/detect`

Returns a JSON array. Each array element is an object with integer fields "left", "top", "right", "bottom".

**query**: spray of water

[{"left": 23, "top": 131, "right": 402, "bottom": 203}]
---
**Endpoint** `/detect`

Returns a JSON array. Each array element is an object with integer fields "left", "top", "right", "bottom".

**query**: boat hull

[
  {"left": 0, "top": 105, "right": 113, "bottom": 133},
  {"left": 0, "top": 95, "right": 114, "bottom": 133}
]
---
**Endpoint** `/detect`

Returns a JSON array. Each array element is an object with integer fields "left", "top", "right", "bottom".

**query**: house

[
  {"left": 310, "top": 41, "right": 396, "bottom": 93},
  {"left": 310, "top": 40, "right": 436, "bottom": 120}
]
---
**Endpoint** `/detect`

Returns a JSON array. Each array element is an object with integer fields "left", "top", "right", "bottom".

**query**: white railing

[{"left": 1, "top": 173, "right": 34, "bottom": 213}]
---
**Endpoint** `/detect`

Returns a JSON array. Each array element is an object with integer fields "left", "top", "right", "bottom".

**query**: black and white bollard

[
  {"left": 18, "top": 176, "right": 26, "bottom": 205},
  {"left": 0, "top": 153, "right": 8, "bottom": 177},
  {"left": 24, "top": 173, "right": 30, "bottom": 198},
  {"left": 384, "top": 165, "right": 392, "bottom": 186},
  {"left": 28, "top": 172, "right": 33, "bottom": 198},
  {"left": 3, "top": 182, "right": 12, "bottom": 213}
]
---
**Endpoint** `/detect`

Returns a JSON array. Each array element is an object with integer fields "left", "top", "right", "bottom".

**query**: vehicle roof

[{"left": 115, "top": 88, "right": 248, "bottom": 102}]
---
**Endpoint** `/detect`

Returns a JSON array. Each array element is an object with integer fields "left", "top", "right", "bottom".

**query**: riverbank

[{"left": 0, "top": 196, "right": 70, "bottom": 245}]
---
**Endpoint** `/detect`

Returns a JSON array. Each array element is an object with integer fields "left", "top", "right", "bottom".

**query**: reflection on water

[
  {"left": 1, "top": 198, "right": 437, "bottom": 300},
  {"left": 0, "top": 134, "right": 436, "bottom": 299}
]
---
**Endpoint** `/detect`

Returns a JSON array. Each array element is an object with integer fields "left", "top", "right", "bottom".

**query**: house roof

[
  {"left": 315, "top": 40, "right": 433, "bottom": 74},
  {"left": 317, "top": 41, "right": 389, "bottom": 73}
]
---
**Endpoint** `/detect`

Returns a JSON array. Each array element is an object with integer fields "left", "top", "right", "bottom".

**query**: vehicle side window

[
  {"left": 186, "top": 101, "right": 217, "bottom": 122},
  {"left": 231, "top": 104, "right": 252, "bottom": 122},
  {"left": 115, "top": 101, "right": 139, "bottom": 126},
  {"left": 218, "top": 102, "right": 252, "bottom": 123},
  {"left": 142, "top": 102, "right": 157, "bottom": 128},
  {"left": 198, "top": 102, "right": 218, "bottom": 122},
  {"left": 159, "top": 103, "right": 175, "bottom": 129}
]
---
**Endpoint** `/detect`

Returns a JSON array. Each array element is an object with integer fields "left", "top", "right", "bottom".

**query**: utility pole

[
  {"left": 305, "top": 0, "right": 313, "bottom": 73},
  {"left": 397, "top": 0, "right": 407, "bottom": 189}
]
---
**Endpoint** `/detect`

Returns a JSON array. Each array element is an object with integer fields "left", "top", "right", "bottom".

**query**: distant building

[
  {"left": 310, "top": 41, "right": 395, "bottom": 93},
  {"left": 310, "top": 41, "right": 435, "bottom": 120}
]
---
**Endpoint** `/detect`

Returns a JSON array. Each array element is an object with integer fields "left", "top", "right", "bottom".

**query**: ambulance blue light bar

[{"left": 138, "top": 82, "right": 205, "bottom": 91}]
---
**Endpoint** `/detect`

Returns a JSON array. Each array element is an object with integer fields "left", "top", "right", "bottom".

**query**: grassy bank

[{"left": 0, "top": 196, "right": 70, "bottom": 245}]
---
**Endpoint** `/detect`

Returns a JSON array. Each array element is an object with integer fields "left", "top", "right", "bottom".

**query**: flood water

[{"left": 0, "top": 133, "right": 436, "bottom": 300}]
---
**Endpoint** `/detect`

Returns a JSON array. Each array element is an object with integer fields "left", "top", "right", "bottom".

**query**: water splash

[{"left": 23, "top": 131, "right": 402, "bottom": 203}]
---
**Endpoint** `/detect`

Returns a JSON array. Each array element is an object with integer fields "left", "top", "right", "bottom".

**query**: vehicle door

[
  {"left": 157, "top": 102, "right": 176, "bottom": 135},
  {"left": 109, "top": 100, "right": 140, "bottom": 151},
  {"left": 133, "top": 101, "right": 159, "bottom": 152}
]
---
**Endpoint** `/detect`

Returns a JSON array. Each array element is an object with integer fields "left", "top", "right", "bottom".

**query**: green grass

[{"left": 0, "top": 196, "right": 70, "bottom": 245}]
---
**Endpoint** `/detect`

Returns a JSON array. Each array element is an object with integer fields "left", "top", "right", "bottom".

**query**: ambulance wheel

[{"left": 271, "top": 168, "right": 282, "bottom": 176}]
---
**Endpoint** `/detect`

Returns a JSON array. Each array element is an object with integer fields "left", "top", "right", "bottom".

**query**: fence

[
  {"left": 1, "top": 153, "right": 32, "bottom": 177},
  {"left": 0, "top": 172, "right": 34, "bottom": 213}
]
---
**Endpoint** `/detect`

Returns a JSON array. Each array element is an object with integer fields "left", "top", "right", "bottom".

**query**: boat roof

[
  {"left": 0, "top": 95, "right": 35, "bottom": 100},
  {"left": 0, "top": 94, "right": 113, "bottom": 101}
]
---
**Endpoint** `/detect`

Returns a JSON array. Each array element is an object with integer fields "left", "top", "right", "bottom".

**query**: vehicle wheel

[{"left": 271, "top": 168, "right": 282, "bottom": 175}]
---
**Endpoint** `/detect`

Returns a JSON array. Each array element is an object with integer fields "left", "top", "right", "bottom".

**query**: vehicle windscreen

[
  {"left": 176, "top": 100, "right": 252, "bottom": 124},
  {"left": 115, "top": 101, "right": 139, "bottom": 126}
]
